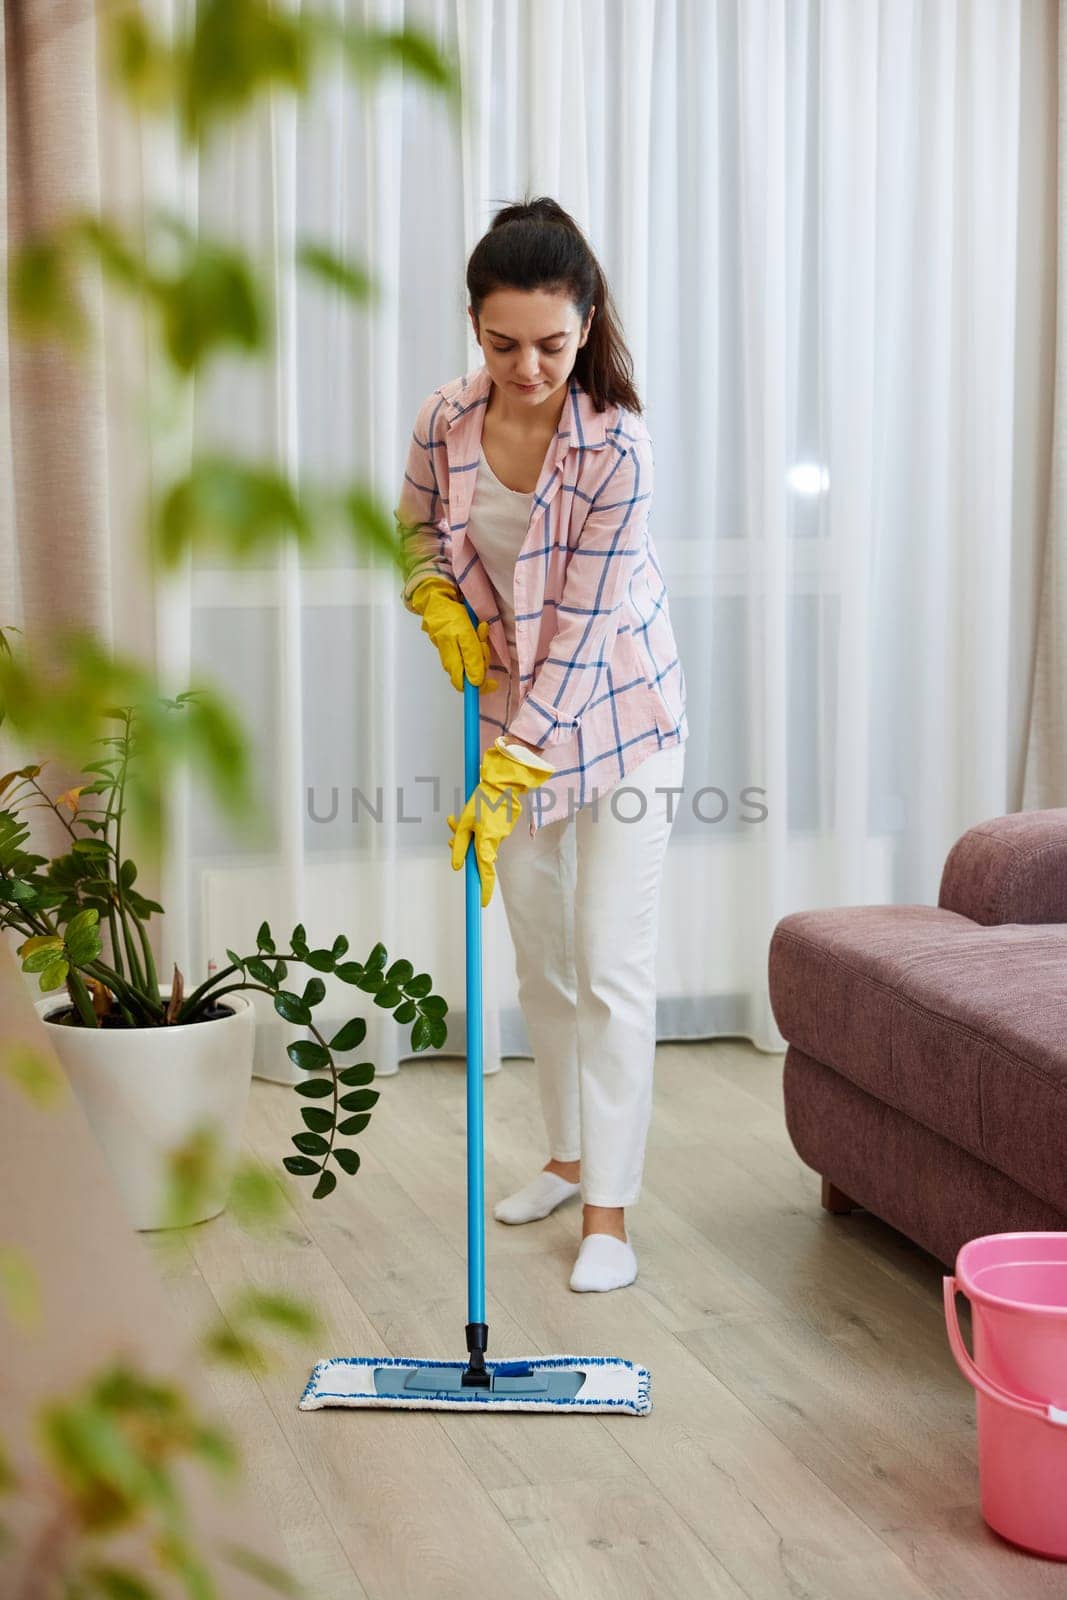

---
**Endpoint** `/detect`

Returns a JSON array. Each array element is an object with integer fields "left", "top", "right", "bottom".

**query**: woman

[{"left": 396, "top": 197, "right": 688, "bottom": 1293}]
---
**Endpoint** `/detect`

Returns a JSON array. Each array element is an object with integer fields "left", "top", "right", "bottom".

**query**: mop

[{"left": 298, "top": 603, "right": 651, "bottom": 1415}]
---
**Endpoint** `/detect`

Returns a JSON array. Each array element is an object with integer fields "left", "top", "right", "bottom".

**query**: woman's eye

[{"left": 492, "top": 344, "right": 565, "bottom": 354}]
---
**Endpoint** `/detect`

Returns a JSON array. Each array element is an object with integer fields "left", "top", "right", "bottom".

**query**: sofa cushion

[{"left": 769, "top": 906, "right": 1067, "bottom": 1214}]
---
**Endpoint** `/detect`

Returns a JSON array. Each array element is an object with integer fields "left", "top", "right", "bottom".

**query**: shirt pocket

[{"left": 612, "top": 628, "right": 678, "bottom": 740}]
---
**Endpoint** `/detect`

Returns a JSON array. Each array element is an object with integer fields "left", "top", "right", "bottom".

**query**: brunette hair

[{"left": 466, "top": 196, "right": 642, "bottom": 415}]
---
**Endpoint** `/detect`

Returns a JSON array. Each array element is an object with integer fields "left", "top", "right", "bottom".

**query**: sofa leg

[{"left": 821, "top": 1176, "right": 859, "bottom": 1214}]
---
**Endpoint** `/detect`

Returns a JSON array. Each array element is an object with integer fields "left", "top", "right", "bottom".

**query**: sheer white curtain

[{"left": 153, "top": 0, "right": 1059, "bottom": 1082}]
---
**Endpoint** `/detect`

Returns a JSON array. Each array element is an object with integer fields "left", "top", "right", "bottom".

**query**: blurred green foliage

[{"left": 0, "top": 4, "right": 461, "bottom": 1592}]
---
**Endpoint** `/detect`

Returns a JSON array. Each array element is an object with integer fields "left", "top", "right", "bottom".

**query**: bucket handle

[{"left": 943, "top": 1277, "right": 1067, "bottom": 1427}]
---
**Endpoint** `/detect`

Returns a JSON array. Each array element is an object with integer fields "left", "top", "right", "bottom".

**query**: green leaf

[
  {"left": 274, "top": 991, "right": 311, "bottom": 1026},
  {"left": 236, "top": 1290, "right": 319, "bottom": 1336},
  {"left": 245, "top": 956, "right": 276, "bottom": 987},
  {"left": 282, "top": 1156, "right": 320, "bottom": 1176},
  {"left": 125, "top": 890, "right": 165, "bottom": 918},
  {"left": 286, "top": 1040, "right": 329, "bottom": 1071},
  {"left": 429, "top": 1018, "right": 447, "bottom": 1049},
  {"left": 183, "top": 0, "right": 310, "bottom": 139},
  {"left": 300, "top": 1107, "right": 334, "bottom": 1133},
  {"left": 342, "top": 484, "right": 403, "bottom": 570},
  {"left": 66, "top": 922, "right": 103, "bottom": 965},
  {"left": 305, "top": 948, "right": 335, "bottom": 973},
  {"left": 64, "top": 907, "right": 100, "bottom": 943},
  {"left": 385, "top": 958, "right": 413, "bottom": 985},
  {"left": 2, "top": 880, "right": 39, "bottom": 904},
  {"left": 339, "top": 1088, "right": 378, "bottom": 1113},
  {"left": 331, "top": 1148, "right": 360, "bottom": 1175},
  {"left": 19, "top": 938, "right": 64, "bottom": 972},
  {"left": 80, "top": 1563, "right": 156, "bottom": 1599},
  {"left": 303, "top": 976, "right": 326, "bottom": 1007},
  {"left": 296, "top": 241, "right": 378, "bottom": 304},
  {"left": 226, "top": 948, "right": 244, "bottom": 970},
  {"left": 338, "top": 1113, "right": 370, "bottom": 1136},
  {"left": 411, "top": 1015, "right": 432, "bottom": 1050},
  {"left": 119, "top": 858, "right": 137, "bottom": 890},
  {"left": 364, "top": 942, "right": 387, "bottom": 971},
  {"left": 256, "top": 920, "right": 274, "bottom": 952},
  {"left": 157, "top": 457, "right": 308, "bottom": 570},
  {"left": 334, "top": 961, "right": 364, "bottom": 984},
  {"left": 329, "top": 1017, "right": 366, "bottom": 1052},
  {"left": 154, "top": 239, "right": 266, "bottom": 373},
  {"left": 291, "top": 923, "right": 308, "bottom": 957},
  {"left": 337, "top": 1061, "right": 374, "bottom": 1087},
  {"left": 291, "top": 1132, "right": 329, "bottom": 1155},
  {"left": 421, "top": 995, "right": 447, "bottom": 1019},
  {"left": 331, "top": 934, "right": 349, "bottom": 959},
  {"left": 216, "top": 1541, "right": 304, "bottom": 1598},
  {"left": 312, "top": 1168, "right": 337, "bottom": 1199},
  {"left": 271, "top": 958, "right": 288, "bottom": 984},
  {"left": 71, "top": 837, "right": 111, "bottom": 859},
  {"left": 38, "top": 959, "right": 69, "bottom": 991},
  {"left": 10, "top": 236, "right": 86, "bottom": 344},
  {"left": 374, "top": 984, "right": 404, "bottom": 1008},
  {"left": 394, "top": 1000, "right": 417, "bottom": 1024},
  {"left": 293, "top": 1076, "right": 333, "bottom": 1097},
  {"left": 357, "top": 969, "right": 383, "bottom": 993}
]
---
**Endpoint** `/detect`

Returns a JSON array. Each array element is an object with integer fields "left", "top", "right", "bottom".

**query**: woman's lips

[{"left": 515, "top": 381, "right": 542, "bottom": 391}]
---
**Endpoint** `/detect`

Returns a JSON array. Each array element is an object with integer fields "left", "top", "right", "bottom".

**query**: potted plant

[{"left": 0, "top": 701, "right": 448, "bottom": 1231}]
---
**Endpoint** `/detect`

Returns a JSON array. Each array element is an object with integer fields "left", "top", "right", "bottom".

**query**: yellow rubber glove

[
  {"left": 411, "top": 577, "right": 498, "bottom": 693},
  {"left": 447, "top": 743, "right": 552, "bottom": 908}
]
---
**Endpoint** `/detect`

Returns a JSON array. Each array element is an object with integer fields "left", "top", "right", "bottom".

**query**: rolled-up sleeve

[
  {"left": 505, "top": 435, "right": 651, "bottom": 749},
  {"left": 396, "top": 394, "right": 455, "bottom": 611}
]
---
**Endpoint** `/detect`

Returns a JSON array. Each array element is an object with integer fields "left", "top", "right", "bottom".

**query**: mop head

[{"left": 299, "top": 1354, "right": 651, "bottom": 1415}]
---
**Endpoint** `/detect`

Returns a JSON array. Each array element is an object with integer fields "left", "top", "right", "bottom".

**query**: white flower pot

[{"left": 36, "top": 990, "right": 256, "bottom": 1231}]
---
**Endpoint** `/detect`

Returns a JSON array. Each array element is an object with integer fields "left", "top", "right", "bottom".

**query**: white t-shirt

[
  {"left": 468, "top": 450, "right": 555, "bottom": 773},
  {"left": 468, "top": 448, "right": 533, "bottom": 672}
]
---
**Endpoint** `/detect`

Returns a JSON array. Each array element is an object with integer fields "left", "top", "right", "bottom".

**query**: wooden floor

[{"left": 148, "top": 1041, "right": 1064, "bottom": 1600}]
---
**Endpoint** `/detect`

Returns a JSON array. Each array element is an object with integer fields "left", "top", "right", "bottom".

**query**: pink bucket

[{"left": 944, "top": 1233, "right": 1067, "bottom": 1560}]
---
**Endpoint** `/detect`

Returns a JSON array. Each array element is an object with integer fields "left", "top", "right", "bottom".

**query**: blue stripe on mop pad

[{"left": 299, "top": 1354, "right": 652, "bottom": 1415}]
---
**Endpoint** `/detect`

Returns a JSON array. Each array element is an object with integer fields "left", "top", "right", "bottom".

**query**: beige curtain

[
  {"left": 1, "top": 0, "right": 157, "bottom": 861},
  {"left": 1023, "top": 4, "right": 1067, "bottom": 808},
  {"left": 3, "top": 0, "right": 153, "bottom": 649}
]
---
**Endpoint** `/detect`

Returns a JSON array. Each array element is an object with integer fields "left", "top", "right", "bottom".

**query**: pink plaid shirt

[{"left": 397, "top": 363, "right": 688, "bottom": 836}]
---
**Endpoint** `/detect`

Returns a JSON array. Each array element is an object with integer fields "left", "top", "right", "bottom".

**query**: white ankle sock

[
  {"left": 569, "top": 1233, "right": 638, "bottom": 1293},
  {"left": 493, "top": 1170, "right": 581, "bottom": 1225}
]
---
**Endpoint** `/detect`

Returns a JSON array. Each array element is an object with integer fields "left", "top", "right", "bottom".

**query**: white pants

[{"left": 495, "top": 742, "right": 686, "bottom": 1207}]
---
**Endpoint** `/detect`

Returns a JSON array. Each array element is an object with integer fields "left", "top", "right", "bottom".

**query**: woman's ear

[
  {"left": 580, "top": 305, "right": 596, "bottom": 347},
  {"left": 468, "top": 307, "right": 480, "bottom": 344}
]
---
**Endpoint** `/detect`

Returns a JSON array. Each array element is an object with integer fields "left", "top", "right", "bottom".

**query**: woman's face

[{"left": 469, "top": 288, "right": 594, "bottom": 413}]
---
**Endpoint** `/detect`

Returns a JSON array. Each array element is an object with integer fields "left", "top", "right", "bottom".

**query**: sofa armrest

[{"left": 938, "top": 808, "right": 1067, "bottom": 925}]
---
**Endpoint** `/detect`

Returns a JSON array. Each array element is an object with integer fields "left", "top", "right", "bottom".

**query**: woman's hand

[
  {"left": 447, "top": 744, "right": 552, "bottom": 907},
  {"left": 411, "top": 578, "right": 499, "bottom": 693}
]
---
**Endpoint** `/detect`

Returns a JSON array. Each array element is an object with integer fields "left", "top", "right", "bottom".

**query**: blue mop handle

[{"left": 460, "top": 600, "right": 486, "bottom": 1328}]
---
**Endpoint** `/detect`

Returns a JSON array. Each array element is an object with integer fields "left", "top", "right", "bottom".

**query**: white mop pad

[{"left": 299, "top": 1354, "right": 652, "bottom": 1415}]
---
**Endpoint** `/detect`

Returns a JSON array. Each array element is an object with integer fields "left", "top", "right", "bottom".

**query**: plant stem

[
  {"left": 27, "top": 776, "right": 78, "bottom": 840},
  {"left": 118, "top": 908, "right": 146, "bottom": 992},
  {"left": 134, "top": 913, "right": 160, "bottom": 1003},
  {"left": 178, "top": 981, "right": 248, "bottom": 1018},
  {"left": 105, "top": 903, "right": 126, "bottom": 981},
  {"left": 112, "top": 711, "right": 146, "bottom": 992},
  {"left": 175, "top": 963, "right": 243, "bottom": 1023},
  {"left": 65, "top": 968, "right": 100, "bottom": 1028},
  {"left": 84, "top": 960, "right": 164, "bottom": 1026}
]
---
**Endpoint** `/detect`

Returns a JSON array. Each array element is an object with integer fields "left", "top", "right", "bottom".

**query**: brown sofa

[{"left": 768, "top": 809, "right": 1067, "bottom": 1268}]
